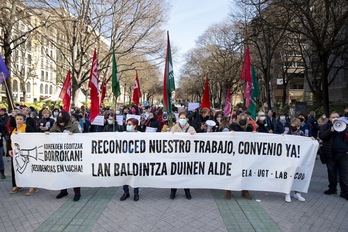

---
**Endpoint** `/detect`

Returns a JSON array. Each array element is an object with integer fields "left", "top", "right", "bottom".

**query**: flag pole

[{"left": 1, "top": 72, "right": 14, "bottom": 110}]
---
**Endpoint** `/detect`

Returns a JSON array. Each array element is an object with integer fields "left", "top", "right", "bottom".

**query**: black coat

[{"left": 319, "top": 121, "right": 348, "bottom": 158}]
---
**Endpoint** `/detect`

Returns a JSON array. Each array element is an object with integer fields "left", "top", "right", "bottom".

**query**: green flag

[
  {"left": 112, "top": 48, "right": 121, "bottom": 99},
  {"left": 163, "top": 31, "right": 175, "bottom": 114},
  {"left": 247, "top": 65, "right": 260, "bottom": 119}
]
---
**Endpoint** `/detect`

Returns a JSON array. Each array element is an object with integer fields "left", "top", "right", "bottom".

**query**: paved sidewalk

[{"left": 0, "top": 157, "right": 347, "bottom": 232}]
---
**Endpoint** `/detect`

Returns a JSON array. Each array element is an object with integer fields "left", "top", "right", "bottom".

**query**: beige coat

[{"left": 170, "top": 122, "right": 196, "bottom": 134}]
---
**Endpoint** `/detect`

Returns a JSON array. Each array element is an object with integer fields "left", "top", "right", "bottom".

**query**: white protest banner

[{"left": 11, "top": 132, "right": 318, "bottom": 193}]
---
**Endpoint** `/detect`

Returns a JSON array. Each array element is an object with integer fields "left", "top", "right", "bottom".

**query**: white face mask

[
  {"left": 126, "top": 125, "right": 133, "bottom": 132},
  {"left": 107, "top": 119, "right": 113, "bottom": 125},
  {"left": 280, "top": 116, "right": 286, "bottom": 121},
  {"left": 53, "top": 112, "right": 59, "bottom": 117},
  {"left": 259, "top": 116, "right": 266, "bottom": 121},
  {"left": 179, "top": 119, "right": 187, "bottom": 127},
  {"left": 115, "top": 111, "right": 120, "bottom": 115},
  {"left": 322, "top": 115, "right": 326, "bottom": 119}
]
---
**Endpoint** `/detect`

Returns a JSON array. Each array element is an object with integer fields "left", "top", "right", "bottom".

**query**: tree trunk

[
  {"left": 321, "top": 59, "right": 330, "bottom": 116},
  {"left": 4, "top": 42, "right": 14, "bottom": 111}
]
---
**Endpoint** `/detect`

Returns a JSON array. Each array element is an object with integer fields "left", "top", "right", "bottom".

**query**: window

[
  {"left": 49, "top": 85, "right": 53, "bottom": 94},
  {"left": 13, "top": 80, "right": 18, "bottom": 92},
  {"left": 26, "top": 82, "right": 31, "bottom": 92},
  {"left": 40, "top": 84, "right": 43, "bottom": 94},
  {"left": 27, "top": 54, "right": 32, "bottom": 66},
  {"left": 45, "top": 84, "right": 48, "bottom": 94}
]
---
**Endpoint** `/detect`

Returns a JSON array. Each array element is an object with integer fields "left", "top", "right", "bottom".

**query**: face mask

[
  {"left": 239, "top": 119, "right": 247, "bottom": 126},
  {"left": 126, "top": 125, "right": 133, "bottom": 132},
  {"left": 344, "top": 112, "right": 348, "bottom": 117},
  {"left": 299, "top": 118, "right": 304, "bottom": 122},
  {"left": 322, "top": 115, "right": 326, "bottom": 119},
  {"left": 259, "top": 116, "right": 266, "bottom": 121},
  {"left": 53, "top": 112, "right": 59, "bottom": 117},
  {"left": 280, "top": 116, "right": 286, "bottom": 121},
  {"left": 107, "top": 120, "right": 113, "bottom": 125},
  {"left": 56, "top": 116, "right": 64, "bottom": 124},
  {"left": 115, "top": 111, "right": 120, "bottom": 115},
  {"left": 131, "top": 110, "right": 136, "bottom": 114},
  {"left": 179, "top": 119, "right": 187, "bottom": 127},
  {"left": 204, "top": 116, "right": 210, "bottom": 121}
]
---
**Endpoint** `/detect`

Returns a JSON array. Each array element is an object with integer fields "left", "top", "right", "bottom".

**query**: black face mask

[
  {"left": 56, "top": 116, "right": 64, "bottom": 124},
  {"left": 299, "top": 118, "right": 304, "bottom": 122},
  {"left": 239, "top": 119, "right": 247, "bottom": 126},
  {"left": 204, "top": 116, "right": 210, "bottom": 121},
  {"left": 344, "top": 112, "right": 348, "bottom": 117},
  {"left": 291, "top": 126, "right": 298, "bottom": 132}
]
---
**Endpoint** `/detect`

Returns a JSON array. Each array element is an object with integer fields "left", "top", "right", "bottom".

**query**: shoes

[
  {"left": 285, "top": 194, "right": 291, "bottom": 203},
  {"left": 26, "top": 188, "right": 38, "bottom": 196},
  {"left": 0, "top": 171, "right": 5, "bottom": 179},
  {"left": 293, "top": 193, "right": 305, "bottom": 202},
  {"left": 185, "top": 190, "right": 192, "bottom": 200},
  {"left": 324, "top": 189, "right": 337, "bottom": 195},
  {"left": 73, "top": 194, "right": 81, "bottom": 201},
  {"left": 56, "top": 191, "right": 68, "bottom": 199},
  {"left": 10, "top": 187, "right": 22, "bottom": 194},
  {"left": 225, "top": 190, "right": 231, "bottom": 200},
  {"left": 170, "top": 190, "right": 176, "bottom": 199},
  {"left": 134, "top": 193, "right": 139, "bottom": 201},
  {"left": 242, "top": 190, "right": 252, "bottom": 200},
  {"left": 120, "top": 193, "right": 130, "bottom": 201},
  {"left": 340, "top": 193, "right": 348, "bottom": 200}
]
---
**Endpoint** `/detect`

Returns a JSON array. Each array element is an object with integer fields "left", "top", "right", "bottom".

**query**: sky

[{"left": 165, "top": 0, "right": 232, "bottom": 76}]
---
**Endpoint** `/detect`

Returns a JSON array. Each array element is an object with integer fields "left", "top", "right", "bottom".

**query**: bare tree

[
  {"left": 35, "top": 0, "right": 168, "bottom": 105},
  {"left": 0, "top": 0, "right": 46, "bottom": 109},
  {"left": 280, "top": 0, "right": 348, "bottom": 115},
  {"left": 234, "top": 0, "right": 293, "bottom": 111},
  {"left": 178, "top": 21, "right": 242, "bottom": 108}
]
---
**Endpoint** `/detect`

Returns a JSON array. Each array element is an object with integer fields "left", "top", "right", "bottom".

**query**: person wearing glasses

[{"left": 120, "top": 118, "right": 140, "bottom": 201}]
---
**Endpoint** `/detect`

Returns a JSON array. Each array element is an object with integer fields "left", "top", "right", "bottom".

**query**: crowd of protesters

[{"left": 0, "top": 101, "right": 347, "bottom": 203}]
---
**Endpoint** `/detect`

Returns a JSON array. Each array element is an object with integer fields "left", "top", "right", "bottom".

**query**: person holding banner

[
  {"left": 227, "top": 113, "right": 252, "bottom": 200},
  {"left": 38, "top": 109, "right": 55, "bottom": 133},
  {"left": 285, "top": 118, "right": 307, "bottom": 203},
  {"left": 170, "top": 111, "right": 196, "bottom": 200},
  {"left": 319, "top": 111, "right": 348, "bottom": 201},
  {"left": 50, "top": 111, "right": 82, "bottom": 201},
  {"left": 120, "top": 118, "right": 140, "bottom": 201},
  {"left": 8, "top": 113, "right": 37, "bottom": 195}
]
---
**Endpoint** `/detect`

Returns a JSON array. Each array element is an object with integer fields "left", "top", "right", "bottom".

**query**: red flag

[
  {"left": 132, "top": 71, "right": 142, "bottom": 106},
  {"left": 89, "top": 49, "right": 100, "bottom": 122},
  {"left": 223, "top": 86, "right": 231, "bottom": 116},
  {"left": 200, "top": 76, "right": 211, "bottom": 109},
  {"left": 240, "top": 46, "right": 251, "bottom": 82},
  {"left": 59, "top": 70, "right": 71, "bottom": 112},
  {"left": 100, "top": 72, "right": 107, "bottom": 106},
  {"left": 240, "top": 46, "right": 252, "bottom": 108}
]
